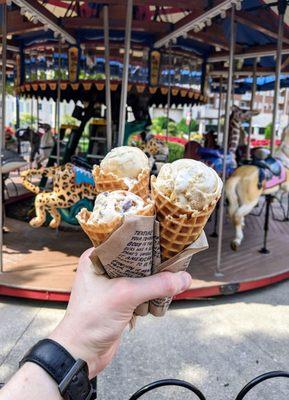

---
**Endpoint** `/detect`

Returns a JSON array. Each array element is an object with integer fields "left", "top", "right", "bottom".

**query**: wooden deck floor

[
  {"left": 1, "top": 195, "right": 289, "bottom": 298},
  {"left": 187, "top": 196, "right": 289, "bottom": 289}
]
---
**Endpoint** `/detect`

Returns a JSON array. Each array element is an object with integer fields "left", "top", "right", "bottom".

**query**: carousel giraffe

[{"left": 228, "top": 105, "right": 259, "bottom": 163}]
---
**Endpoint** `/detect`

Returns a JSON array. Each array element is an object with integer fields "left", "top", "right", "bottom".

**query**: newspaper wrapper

[
  {"left": 88, "top": 215, "right": 208, "bottom": 317},
  {"left": 89, "top": 215, "right": 155, "bottom": 316},
  {"left": 149, "top": 222, "right": 208, "bottom": 316}
]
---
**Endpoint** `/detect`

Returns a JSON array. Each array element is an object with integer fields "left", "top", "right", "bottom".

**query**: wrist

[{"left": 49, "top": 319, "right": 100, "bottom": 378}]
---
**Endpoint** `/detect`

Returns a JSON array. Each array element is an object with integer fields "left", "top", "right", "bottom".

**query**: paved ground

[{"left": 1, "top": 280, "right": 289, "bottom": 400}]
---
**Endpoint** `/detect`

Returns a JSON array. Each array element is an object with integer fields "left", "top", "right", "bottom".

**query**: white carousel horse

[
  {"left": 226, "top": 125, "right": 289, "bottom": 250},
  {"left": 35, "top": 123, "right": 54, "bottom": 167}
]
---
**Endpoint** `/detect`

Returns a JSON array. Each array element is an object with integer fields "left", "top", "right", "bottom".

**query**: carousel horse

[
  {"left": 35, "top": 123, "right": 54, "bottom": 167},
  {"left": 16, "top": 125, "right": 54, "bottom": 167},
  {"left": 21, "top": 163, "right": 97, "bottom": 229},
  {"left": 226, "top": 125, "right": 289, "bottom": 250},
  {"left": 16, "top": 127, "right": 40, "bottom": 163},
  {"left": 184, "top": 106, "right": 259, "bottom": 176}
]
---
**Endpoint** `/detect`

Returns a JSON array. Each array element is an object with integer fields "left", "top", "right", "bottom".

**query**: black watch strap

[{"left": 19, "top": 339, "right": 93, "bottom": 400}]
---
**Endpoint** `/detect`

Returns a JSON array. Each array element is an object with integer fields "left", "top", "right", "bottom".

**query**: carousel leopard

[
  {"left": 21, "top": 163, "right": 97, "bottom": 229},
  {"left": 139, "top": 137, "right": 168, "bottom": 156}
]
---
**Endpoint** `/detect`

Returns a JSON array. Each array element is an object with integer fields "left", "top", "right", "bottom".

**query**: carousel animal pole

[{"left": 226, "top": 125, "right": 289, "bottom": 251}]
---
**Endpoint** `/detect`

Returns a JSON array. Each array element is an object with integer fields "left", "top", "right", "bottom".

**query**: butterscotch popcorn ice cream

[
  {"left": 100, "top": 146, "right": 149, "bottom": 185},
  {"left": 154, "top": 158, "right": 222, "bottom": 212},
  {"left": 93, "top": 146, "right": 150, "bottom": 199}
]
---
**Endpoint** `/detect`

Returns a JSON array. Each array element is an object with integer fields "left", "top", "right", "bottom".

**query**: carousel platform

[{"left": 0, "top": 196, "right": 289, "bottom": 302}]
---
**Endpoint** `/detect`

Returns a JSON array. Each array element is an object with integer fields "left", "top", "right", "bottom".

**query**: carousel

[{"left": 0, "top": 0, "right": 289, "bottom": 301}]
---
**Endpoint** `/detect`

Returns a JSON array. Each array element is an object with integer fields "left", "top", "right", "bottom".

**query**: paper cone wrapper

[
  {"left": 149, "top": 226, "right": 208, "bottom": 316},
  {"left": 151, "top": 175, "right": 221, "bottom": 260},
  {"left": 89, "top": 214, "right": 155, "bottom": 316},
  {"left": 93, "top": 166, "right": 150, "bottom": 200}
]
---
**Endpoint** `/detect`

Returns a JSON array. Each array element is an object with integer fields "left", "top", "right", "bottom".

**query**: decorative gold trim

[
  {"left": 83, "top": 82, "right": 92, "bottom": 90},
  {"left": 60, "top": 83, "right": 68, "bottom": 90},
  {"left": 49, "top": 82, "right": 57, "bottom": 90},
  {"left": 71, "top": 82, "right": 79, "bottom": 90}
]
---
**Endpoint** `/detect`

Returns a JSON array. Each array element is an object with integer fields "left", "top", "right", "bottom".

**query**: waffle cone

[
  {"left": 77, "top": 208, "right": 122, "bottom": 247},
  {"left": 151, "top": 175, "right": 221, "bottom": 260},
  {"left": 77, "top": 198, "right": 155, "bottom": 247},
  {"left": 93, "top": 166, "right": 150, "bottom": 200}
]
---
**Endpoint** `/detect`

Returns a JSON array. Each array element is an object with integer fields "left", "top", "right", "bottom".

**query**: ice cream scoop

[
  {"left": 76, "top": 190, "right": 154, "bottom": 249},
  {"left": 154, "top": 159, "right": 222, "bottom": 211},
  {"left": 80, "top": 190, "right": 147, "bottom": 224},
  {"left": 100, "top": 146, "right": 149, "bottom": 180}
]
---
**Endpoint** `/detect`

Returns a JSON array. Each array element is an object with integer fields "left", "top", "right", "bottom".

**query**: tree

[
  {"left": 17, "top": 113, "right": 37, "bottom": 128},
  {"left": 265, "top": 122, "right": 272, "bottom": 140},
  {"left": 176, "top": 117, "right": 199, "bottom": 135}
]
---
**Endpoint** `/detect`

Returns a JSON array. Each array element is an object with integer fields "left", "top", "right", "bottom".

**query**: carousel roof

[
  {"left": 2, "top": 1, "right": 289, "bottom": 67},
  {"left": 3, "top": 0, "right": 289, "bottom": 93}
]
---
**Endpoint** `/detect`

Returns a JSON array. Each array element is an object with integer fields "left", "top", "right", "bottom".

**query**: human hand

[{"left": 49, "top": 248, "right": 191, "bottom": 378}]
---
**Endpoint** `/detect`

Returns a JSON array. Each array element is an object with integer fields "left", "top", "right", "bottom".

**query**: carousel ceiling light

[
  {"left": 172, "top": 37, "right": 177, "bottom": 44},
  {"left": 206, "top": 19, "right": 212, "bottom": 27},
  {"left": 154, "top": 0, "right": 243, "bottom": 49},
  {"left": 182, "top": 32, "right": 188, "bottom": 39},
  {"left": 221, "top": 10, "right": 226, "bottom": 18},
  {"left": 11, "top": 0, "right": 76, "bottom": 44}
]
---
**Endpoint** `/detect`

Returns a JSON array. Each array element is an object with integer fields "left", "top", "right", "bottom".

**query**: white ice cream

[
  {"left": 100, "top": 146, "right": 149, "bottom": 180},
  {"left": 155, "top": 159, "right": 222, "bottom": 211},
  {"left": 87, "top": 190, "right": 145, "bottom": 223}
]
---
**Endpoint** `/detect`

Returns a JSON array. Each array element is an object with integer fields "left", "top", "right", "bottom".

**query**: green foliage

[
  {"left": 151, "top": 116, "right": 169, "bottom": 134},
  {"left": 18, "top": 113, "right": 37, "bottom": 128},
  {"left": 176, "top": 117, "right": 199, "bottom": 135},
  {"left": 167, "top": 141, "right": 184, "bottom": 162},
  {"left": 167, "top": 121, "right": 177, "bottom": 136},
  {"left": 151, "top": 116, "right": 199, "bottom": 137},
  {"left": 6, "top": 82, "right": 15, "bottom": 96},
  {"left": 61, "top": 114, "right": 79, "bottom": 126},
  {"left": 265, "top": 123, "right": 272, "bottom": 140}
]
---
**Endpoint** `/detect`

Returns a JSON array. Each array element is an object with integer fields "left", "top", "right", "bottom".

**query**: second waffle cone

[
  {"left": 151, "top": 175, "right": 220, "bottom": 260},
  {"left": 93, "top": 166, "right": 150, "bottom": 200}
]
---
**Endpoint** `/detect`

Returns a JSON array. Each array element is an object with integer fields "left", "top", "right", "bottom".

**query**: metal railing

[{"left": 128, "top": 371, "right": 289, "bottom": 400}]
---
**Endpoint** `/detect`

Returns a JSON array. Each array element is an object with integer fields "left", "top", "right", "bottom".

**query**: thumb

[{"left": 129, "top": 271, "right": 191, "bottom": 306}]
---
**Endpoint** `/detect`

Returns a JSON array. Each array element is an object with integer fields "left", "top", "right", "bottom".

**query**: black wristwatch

[{"left": 19, "top": 339, "right": 94, "bottom": 400}]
